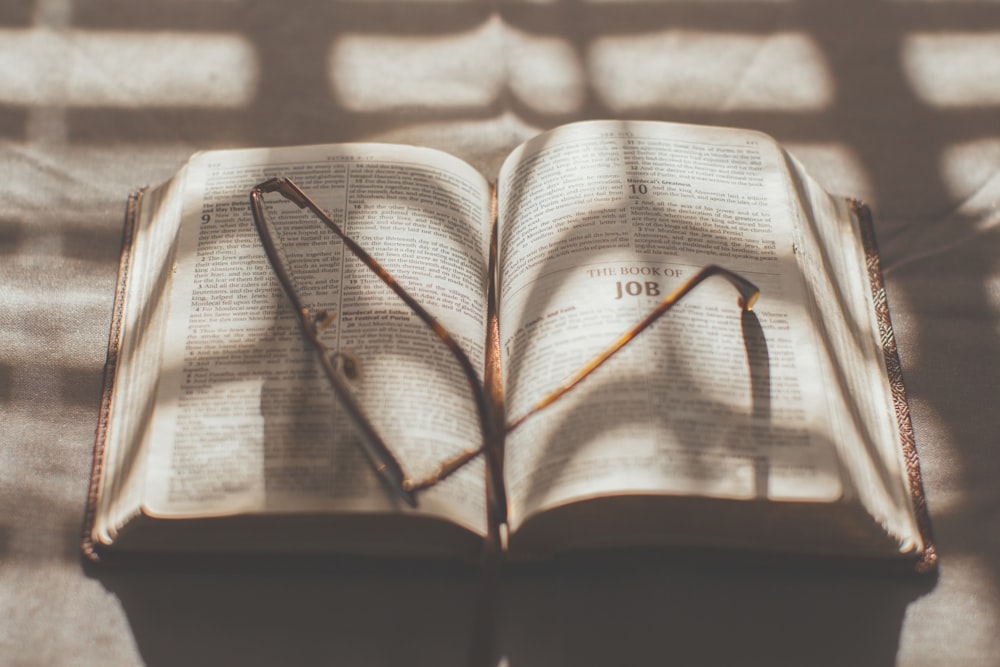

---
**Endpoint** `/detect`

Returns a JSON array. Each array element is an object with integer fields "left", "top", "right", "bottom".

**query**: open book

[{"left": 83, "top": 120, "right": 935, "bottom": 572}]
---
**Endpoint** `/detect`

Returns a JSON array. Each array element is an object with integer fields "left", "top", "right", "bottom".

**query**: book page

[
  {"left": 496, "top": 120, "right": 844, "bottom": 530},
  {"left": 142, "top": 144, "right": 492, "bottom": 537},
  {"left": 93, "top": 175, "right": 189, "bottom": 546},
  {"left": 783, "top": 160, "right": 922, "bottom": 551}
]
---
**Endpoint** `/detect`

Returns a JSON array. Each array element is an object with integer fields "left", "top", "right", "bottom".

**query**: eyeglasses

[{"left": 249, "top": 176, "right": 760, "bottom": 525}]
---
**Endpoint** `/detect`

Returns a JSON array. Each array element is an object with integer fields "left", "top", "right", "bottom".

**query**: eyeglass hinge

[{"left": 255, "top": 177, "right": 310, "bottom": 209}]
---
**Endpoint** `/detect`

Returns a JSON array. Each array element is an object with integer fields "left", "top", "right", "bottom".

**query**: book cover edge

[
  {"left": 80, "top": 188, "right": 146, "bottom": 564},
  {"left": 850, "top": 199, "right": 938, "bottom": 574}
]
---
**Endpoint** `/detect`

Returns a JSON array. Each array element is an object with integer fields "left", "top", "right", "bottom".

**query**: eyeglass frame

[{"left": 248, "top": 176, "right": 760, "bottom": 526}]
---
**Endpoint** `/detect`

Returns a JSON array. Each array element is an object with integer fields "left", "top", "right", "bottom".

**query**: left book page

[{"left": 89, "top": 143, "right": 494, "bottom": 558}]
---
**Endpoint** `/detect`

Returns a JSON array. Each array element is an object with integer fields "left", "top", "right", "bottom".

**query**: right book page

[{"left": 495, "top": 120, "right": 923, "bottom": 560}]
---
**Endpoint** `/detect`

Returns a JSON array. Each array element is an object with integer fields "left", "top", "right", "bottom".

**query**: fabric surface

[{"left": 2, "top": 1, "right": 999, "bottom": 665}]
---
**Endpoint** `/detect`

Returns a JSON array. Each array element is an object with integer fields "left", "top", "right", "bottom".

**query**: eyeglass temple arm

[
  {"left": 506, "top": 265, "right": 760, "bottom": 434},
  {"left": 251, "top": 179, "right": 421, "bottom": 507},
  {"left": 252, "top": 177, "right": 495, "bottom": 456},
  {"left": 250, "top": 178, "right": 503, "bottom": 514},
  {"left": 250, "top": 179, "right": 309, "bottom": 314}
]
